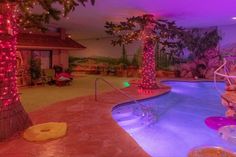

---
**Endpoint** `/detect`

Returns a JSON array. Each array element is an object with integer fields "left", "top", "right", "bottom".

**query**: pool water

[{"left": 112, "top": 81, "right": 236, "bottom": 157}]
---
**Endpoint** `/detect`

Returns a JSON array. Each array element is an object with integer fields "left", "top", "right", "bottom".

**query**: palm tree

[
  {"left": 105, "top": 14, "right": 185, "bottom": 90},
  {"left": 0, "top": 0, "right": 95, "bottom": 141}
]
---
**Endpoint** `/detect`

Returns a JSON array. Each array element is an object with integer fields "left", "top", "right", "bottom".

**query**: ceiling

[{"left": 53, "top": 0, "right": 236, "bottom": 40}]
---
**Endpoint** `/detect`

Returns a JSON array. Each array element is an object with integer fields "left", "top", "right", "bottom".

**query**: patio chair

[
  {"left": 42, "top": 69, "right": 55, "bottom": 85},
  {"left": 55, "top": 72, "right": 72, "bottom": 86}
]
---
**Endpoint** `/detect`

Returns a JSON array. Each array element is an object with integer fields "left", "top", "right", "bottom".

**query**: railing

[
  {"left": 214, "top": 58, "right": 236, "bottom": 93},
  {"left": 94, "top": 77, "right": 141, "bottom": 106},
  {"left": 95, "top": 78, "right": 159, "bottom": 119}
]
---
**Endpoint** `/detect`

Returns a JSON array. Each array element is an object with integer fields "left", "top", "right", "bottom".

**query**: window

[{"left": 32, "top": 50, "right": 52, "bottom": 69}]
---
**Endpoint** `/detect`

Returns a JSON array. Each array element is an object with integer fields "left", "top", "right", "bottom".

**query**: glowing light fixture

[
  {"left": 232, "top": 17, "right": 236, "bottom": 20},
  {"left": 123, "top": 81, "right": 130, "bottom": 87}
]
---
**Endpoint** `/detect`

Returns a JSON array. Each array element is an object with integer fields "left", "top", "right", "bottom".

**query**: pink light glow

[
  {"left": 138, "top": 88, "right": 154, "bottom": 94},
  {"left": 0, "top": 3, "right": 19, "bottom": 106},
  {"left": 139, "top": 19, "right": 158, "bottom": 90}
]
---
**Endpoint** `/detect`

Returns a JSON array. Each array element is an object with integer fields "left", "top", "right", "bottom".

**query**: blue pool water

[{"left": 112, "top": 81, "right": 236, "bottom": 157}]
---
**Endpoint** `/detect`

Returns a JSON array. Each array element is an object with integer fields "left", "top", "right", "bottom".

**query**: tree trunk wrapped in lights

[
  {"left": 140, "top": 39, "right": 158, "bottom": 89},
  {"left": 105, "top": 14, "right": 185, "bottom": 90},
  {"left": 0, "top": 0, "right": 94, "bottom": 141},
  {"left": 0, "top": 3, "right": 32, "bottom": 141},
  {"left": 140, "top": 23, "right": 158, "bottom": 89}
]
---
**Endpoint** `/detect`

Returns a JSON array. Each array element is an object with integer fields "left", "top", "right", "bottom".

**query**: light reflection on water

[{"left": 112, "top": 81, "right": 236, "bottom": 157}]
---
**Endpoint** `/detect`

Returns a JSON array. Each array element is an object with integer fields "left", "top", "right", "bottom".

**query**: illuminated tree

[
  {"left": 105, "top": 14, "right": 185, "bottom": 90},
  {"left": 0, "top": 0, "right": 95, "bottom": 141}
]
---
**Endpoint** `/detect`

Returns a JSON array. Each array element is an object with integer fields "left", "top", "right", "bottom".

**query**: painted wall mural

[{"left": 72, "top": 24, "right": 236, "bottom": 80}]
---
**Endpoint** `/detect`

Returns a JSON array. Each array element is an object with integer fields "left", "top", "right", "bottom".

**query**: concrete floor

[
  {"left": 20, "top": 75, "right": 134, "bottom": 112},
  {"left": 0, "top": 84, "right": 170, "bottom": 157}
]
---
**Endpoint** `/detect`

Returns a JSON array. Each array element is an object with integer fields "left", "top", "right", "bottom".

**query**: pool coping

[{"left": 113, "top": 79, "right": 224, "bottom": 110}]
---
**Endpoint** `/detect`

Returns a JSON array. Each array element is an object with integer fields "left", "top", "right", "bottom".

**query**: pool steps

[
  {"left": 116, "top": 115, "right": 141, "bottom": 126},
  {"left": 113, "top": 108, "right": 153, "bottom": 133}
]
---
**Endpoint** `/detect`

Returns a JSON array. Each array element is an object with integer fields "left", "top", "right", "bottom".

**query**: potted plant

[{"left": 29, "top": 59, "right": 41, "bottom": 85}]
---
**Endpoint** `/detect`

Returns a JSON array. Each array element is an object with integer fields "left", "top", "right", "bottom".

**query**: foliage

[
  {"left": 136, "top": 47, "right": 142, "bottom": 66},
  {"left": 184, "top": 28, "right": 221, "bottom": 59},
  {"left": 157, "top": 53, "right": 171, "bottom": 70},
  {"left": 68, "top": 56, "right": 81, "bottom": 72},
  {"left": 105, "top": 14, "right": 186, "bottom": 58},
  {"left": 155, "top": 28, "right": 221, "bottom": 70},
  {"left": 131, "top": 53, "right": 139, "bottom": 67},
  {"left": 93, "top": 56, "right": 120, "bottom": 65},
  {"left": 119, "top": 44, "right": 130, "bottom": 68},
  {"left": 52, "top": 65, "right": 63, "bottom": 74},
  {"left": 155, "top": 43, "right": 181, "bottom": 70},
  {"left": 1, "top": 0, "right": 95, "bottom": 31},
  {"left": 105, "top": 15, "right": 221, "bottom": 70},
  {"left": 29, "top": 59, "right": 41, "bottom": 80},
  {"left": 71, "top": 56, "right": 120, "bottom": 66}
]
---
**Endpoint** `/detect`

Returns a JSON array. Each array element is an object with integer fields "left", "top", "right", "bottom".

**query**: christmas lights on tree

[
  {"left": 0, "top": 3, "right": 32, "bottom": 141},
  {"left": 0, "top": 0, "right": 95, "bottom": 141},
  {"left": 139, "top": 22, "right": 158, "bottom": 90},
  {"left": 105, "top": 14, "right": 185, "bottom": 91}
]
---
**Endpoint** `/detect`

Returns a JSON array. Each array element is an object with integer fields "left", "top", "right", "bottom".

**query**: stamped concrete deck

[{"left": 0, "top": 85, "right": 170, "bottom": 157}]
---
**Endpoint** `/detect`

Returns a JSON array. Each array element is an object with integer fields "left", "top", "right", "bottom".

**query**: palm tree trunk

[
  {"left": 0, "top": 3, "right": 32, "bottom": 141},
  {"left": 140, "top": 39, "right": 158, "bottom": 89},
  {"left": 139, "top": 24, "right": 158, "bottom": 90}
]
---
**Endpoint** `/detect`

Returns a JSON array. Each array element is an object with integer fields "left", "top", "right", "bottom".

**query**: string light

[
  {"left": 0, "top": 3, "right": 20, "bottom": 106},
  {"left": 0, "top": 0, "right": 96, "bottom": 141},
  {"left": 139, "top": 23, "right": 158, "bottom": 90},
  {"left": 105, "top": 15, "right": 160, "bottom": 91}
]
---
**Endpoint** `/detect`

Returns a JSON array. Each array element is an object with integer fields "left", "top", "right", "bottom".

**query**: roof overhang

[{"left": 17, "top": 45, "right": 85, "bottom": 50}]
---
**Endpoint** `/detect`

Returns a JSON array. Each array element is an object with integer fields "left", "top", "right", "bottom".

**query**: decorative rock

[
  {"left": 218, "top": 125, "right": 236, "bottom": 144},
  {"left": 221, "top": 92, "right": 236, "bottom": 119},
  {"left": 185, "top": 71, "right": 193, "bottom": 78},
  {"left": 180, "top": 69, "right": 188, "bottom": 77},
  {"left": 226, "top": 85, "right": 236, "bottom": 91},
  {"left": 178, "top": 48, "right": 222, "bottom": 79},
  {"left": 156, "top": 70, "right": 165, "bottom": 77},
  {"left": 226, "top": 109, "right": 236, "bottom": 118},
  {"left": 205, "top": 68, "right": 215, "bottom": 79}
]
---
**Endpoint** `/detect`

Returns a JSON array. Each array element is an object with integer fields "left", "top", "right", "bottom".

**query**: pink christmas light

[
  {"left": 139, "top": 22, "right": 158, "bottom": 90},
  {"left": 0, "top": 3, "right": 19, "bottom": 106}
]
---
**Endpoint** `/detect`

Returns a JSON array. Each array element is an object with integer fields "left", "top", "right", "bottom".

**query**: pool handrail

[
  {"left": 214, "top": 59, "right": 236, "bottom": 80},
  {"left": 94, "top": 77, "right": 141, "bottom": 106},
  {"left": 214, "top": 58, "right": 236, "bottom": 94}
]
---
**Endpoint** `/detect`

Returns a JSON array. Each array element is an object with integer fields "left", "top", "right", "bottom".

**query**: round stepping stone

[
  {"left": 23, "top": 122, "right": 67, "bottom": 142},
  {"left": 218, "top": 125, "right": 236, "bottom": 144},
  {"left": 188, "top": 146, "right": 235, "bottom": 157},
  {"left": 205, "top": 116, "right": 236, "bottom": 130}
]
